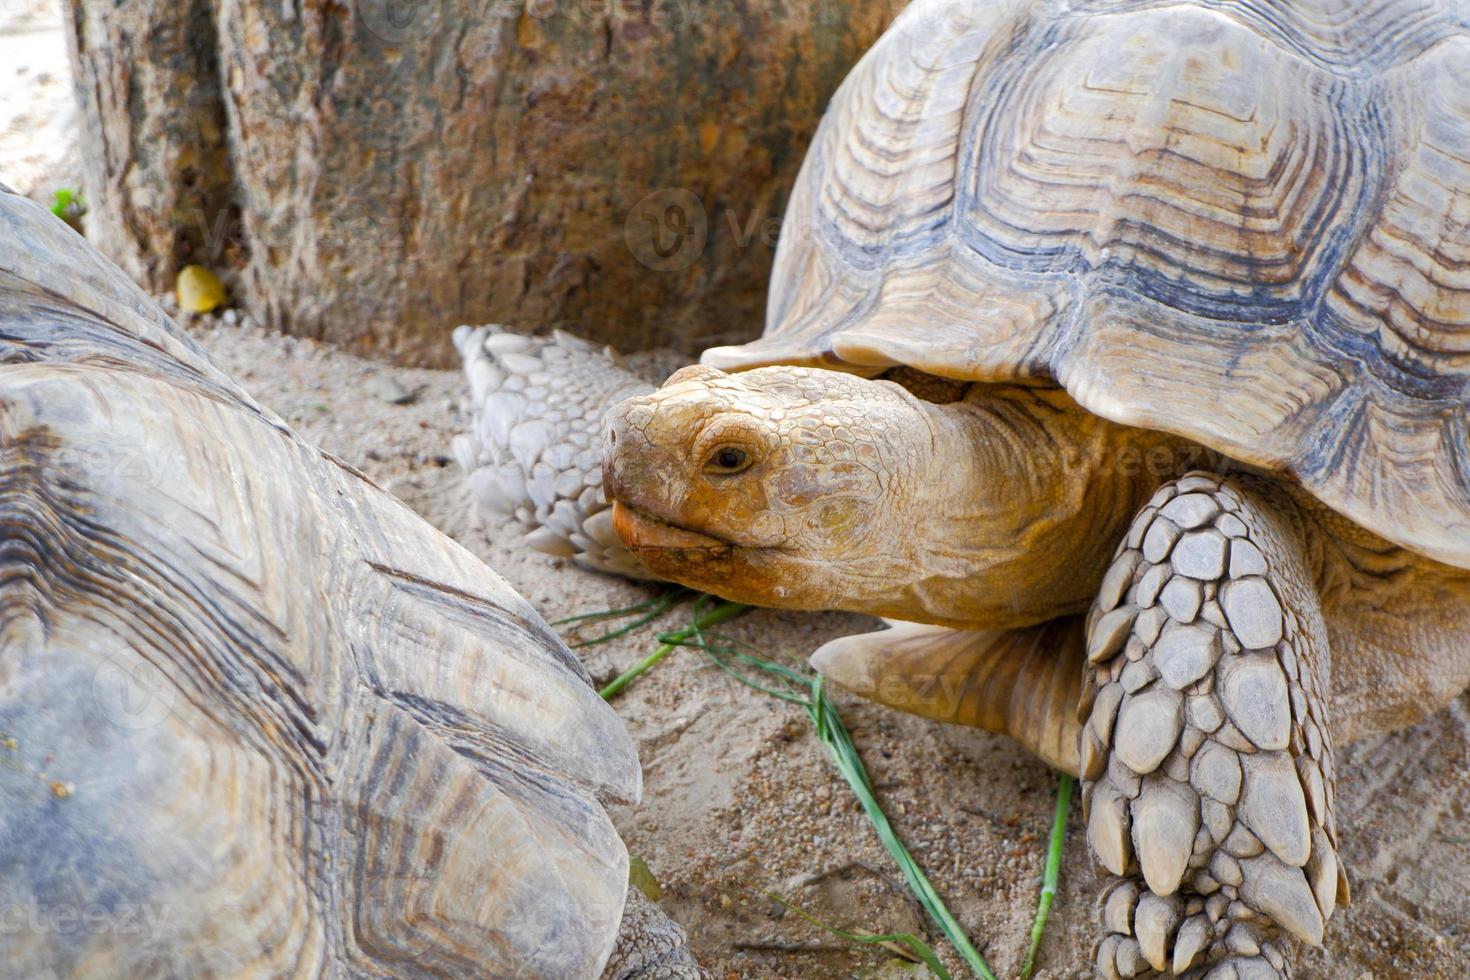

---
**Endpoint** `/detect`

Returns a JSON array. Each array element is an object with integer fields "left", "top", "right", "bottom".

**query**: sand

[
  {"left": 0, "top": 0, "right": 80, "bottom": 201},
  {"left": 4, "top": 5, "right": 1468, "bottom": 975},
  {"left": 183, "top": 315, "right": 1470, "bottom": 979}
]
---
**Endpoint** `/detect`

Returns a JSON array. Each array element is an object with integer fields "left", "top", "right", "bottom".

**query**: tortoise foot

[
  {"left": 1079, "top": 473, "right": 1348, "bottom": 977},
  {"left": 602, "top": 886, "right": 705, "bottom": 979},
  {"left": 1094, "top": 877, "right": 1291, "bottom": 978},
  {"left": 452, "top": 325, "right": 661, "bottom": 580}
]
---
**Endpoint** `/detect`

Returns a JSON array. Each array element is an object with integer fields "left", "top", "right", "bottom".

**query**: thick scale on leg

[
  {"left": 600, "top": 887, "right": 705, "bottom": 980},
  {"left": 1081, "top": 473, "right": 1345, "bottom": 978},
  {"left": 452, "top": 326, "right": 680, "bottom": 579}
]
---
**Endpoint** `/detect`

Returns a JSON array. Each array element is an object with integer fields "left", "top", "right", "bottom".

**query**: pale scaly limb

[
  {"left": 602, "top": 887, "right": 706, "bottom": 980},
  {"left": 1082, "top": 473, "right": 1346, "bottom": 978},
  {"left": 452, "top": 325, "right": 682, "bottom": 579}
]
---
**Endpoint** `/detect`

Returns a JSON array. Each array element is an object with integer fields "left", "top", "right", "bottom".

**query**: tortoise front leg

[
  {"left": 1080, "top": 473, "right": 1347, "bottom": 977},
  {"left": 601, "top": 886, "right": 703, "bottom": 979}
]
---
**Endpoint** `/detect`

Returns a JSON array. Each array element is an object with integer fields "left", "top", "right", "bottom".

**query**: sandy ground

[
  {"left": 0, "top": 0, "right": 79, "bottom": 200},
  {"left": 6, "top": 4, "right": 1470, "bottom": 976},
  {"left": 178, "top": 315, "right": 1470, "bottom": 980}
]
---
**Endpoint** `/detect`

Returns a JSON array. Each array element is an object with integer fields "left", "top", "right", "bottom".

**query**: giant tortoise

[
  {"left": 458, "top": 0, "right": 1470, "bottom": 975},
  {"left": 0, "top": 185, "right": 699, "bottom": 978}
]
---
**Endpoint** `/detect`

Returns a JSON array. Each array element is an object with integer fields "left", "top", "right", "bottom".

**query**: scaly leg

[
  {"left": 451, "top": 325, "right": 676, "bottom": 579},
  {"left": 1081, "top": 473, "right": 1348, "bottom": 977},
  {"left": 601, "top": 886, "right": 705, "bottom": 979}
]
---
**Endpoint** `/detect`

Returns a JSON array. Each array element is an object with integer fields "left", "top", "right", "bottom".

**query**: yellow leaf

[
  {"left": 176, "top": 265, "right": 227, "bottom": 313},
  {"left": 628, "top": 854, "right": 662, "bottom": 902}
]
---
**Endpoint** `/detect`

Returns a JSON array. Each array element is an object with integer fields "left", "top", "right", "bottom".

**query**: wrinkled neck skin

[
  {"left": 608, "top": 366, "right": 1190, "bottom": 630},
  {"left": 891, "top": 385, "right": 1174, "bottom": 629}
]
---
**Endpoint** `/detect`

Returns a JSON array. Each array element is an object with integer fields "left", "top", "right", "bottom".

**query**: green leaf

[
  {"left": 628, "top": 854, "right": 663, "bottom": 902},
  {"left": 50, "top": 187, "right": 80, "bottom": 217}
]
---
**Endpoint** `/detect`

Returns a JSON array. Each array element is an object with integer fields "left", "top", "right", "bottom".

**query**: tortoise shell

[
  {"left": 704, "top": 0, "right": 1470, "bottom": 571},
  {"left": 0, "top": 187, "right": 639, "bottom": 977}
]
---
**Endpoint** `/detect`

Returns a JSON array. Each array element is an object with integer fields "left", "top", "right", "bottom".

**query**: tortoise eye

[{"left": 705, "top": 446, "right": 752, "bottom": 474}]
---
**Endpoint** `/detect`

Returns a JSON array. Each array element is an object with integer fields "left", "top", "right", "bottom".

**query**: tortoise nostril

[{"left": 609, "top": 428, "right": 617, "bottom": 446}]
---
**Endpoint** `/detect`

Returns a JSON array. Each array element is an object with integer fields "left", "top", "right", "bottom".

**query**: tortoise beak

[
  {"left": 611, "top": 500, "right": 731, "bottom": 553},
  {"left": 603, "top": 400, "right": 731, "bottom": 555}
]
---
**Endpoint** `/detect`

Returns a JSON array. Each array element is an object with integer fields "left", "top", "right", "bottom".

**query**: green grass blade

[
  {"left": 806, "top": 682, "right": 998, "bottom": 980},
  {"left": 1020, "top": 774, "right": 1073, "bottom": 980},
  {"left": 552, "top": 588, "right": 691, "bottom": 644},
  {"left": 597, "top": 600, "right": 748, "bottom": 699},
  {"left": 583, "top": 596, "right": 1033, "bottom": 980},
  {"left": 678, "top": 628, "right": 996, "bottom": 980},
  {"left": 568, "top": 592, "right": 684, "bottom": 648},
  {"left": 763, "top": 891, "right": 952, "bottom": 980}
]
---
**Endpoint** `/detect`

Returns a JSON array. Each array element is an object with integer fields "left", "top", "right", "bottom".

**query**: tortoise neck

[{"left": 900, "top": 386, "right": 1179, "bottom": 628}]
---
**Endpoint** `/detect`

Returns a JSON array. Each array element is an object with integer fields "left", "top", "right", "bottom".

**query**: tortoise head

[
  {"left": 603, "top": 364, "right": 1119, "bottom": 626},
  {"left": 603, "top": 364, "right": 932, "bottom": 614}
]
